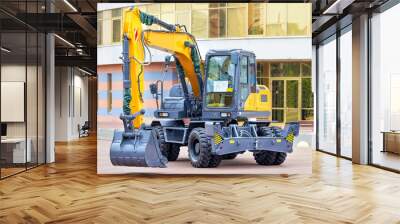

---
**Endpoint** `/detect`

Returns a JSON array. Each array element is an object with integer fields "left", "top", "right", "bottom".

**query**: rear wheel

[
  {"left": 273, "top": 152, "right": 287, "bottom": 165},
  {"left": 154, "top": 127, "right": 180, "bottom": 161},
  {"left": 167, "top": 144, "right": 180, "bottom": 161},
  {"left": 154, "top": 126, "right": 170, "bottom": 158},
  {"left": 188, "top": 128, "right": 221, "bottom": 168},
  {"left": 253, "top": 126, "right": 287, "bottom": 166}
]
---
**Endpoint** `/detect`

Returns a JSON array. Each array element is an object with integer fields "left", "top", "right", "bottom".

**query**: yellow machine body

[{"left": 244, "top": 85, "right": 272, "bottom": 120}]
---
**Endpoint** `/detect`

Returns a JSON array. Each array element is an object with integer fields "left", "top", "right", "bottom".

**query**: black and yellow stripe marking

[
  {"left": 214, "top": 133, "right": 223, "bottom": 145},
  {"left": 286, "top": 132, "right": 295, "bottom": 143}
]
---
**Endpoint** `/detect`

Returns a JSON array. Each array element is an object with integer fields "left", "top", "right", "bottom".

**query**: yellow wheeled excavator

[{"left": 109, "top": 7, "right": 300, "bottom": 168}]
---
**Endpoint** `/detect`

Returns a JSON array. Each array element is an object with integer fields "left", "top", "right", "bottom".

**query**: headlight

[
  {"left": 159, "top": 112, "right": 169, "bottom": 117},
  {"left": 220, "top": 112, "right": 231, "bottom": 117}
]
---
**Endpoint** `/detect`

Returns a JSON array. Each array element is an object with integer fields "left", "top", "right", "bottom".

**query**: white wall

[
  {"left": 97, "top": 37, "right": 312, "bottom": 65},
  {"left": 54, "top": 67, "right": 89, "bottom": 141}
]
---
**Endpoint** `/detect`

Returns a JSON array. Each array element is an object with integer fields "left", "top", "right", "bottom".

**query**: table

[
  {"left": 382, "top": 131, "right": 400, "bottom": 154},
  {"left": 1, "top": 138, "right": 31, "bottom": 163}
]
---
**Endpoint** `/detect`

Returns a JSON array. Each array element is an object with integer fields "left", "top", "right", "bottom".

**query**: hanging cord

[{"left": 128, "top": 31, "right": 154, "bottom": 103}]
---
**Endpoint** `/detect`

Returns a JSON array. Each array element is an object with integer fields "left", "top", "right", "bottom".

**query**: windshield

[{"left": 205, "top": 55, "right": 235, "bottom": 108}]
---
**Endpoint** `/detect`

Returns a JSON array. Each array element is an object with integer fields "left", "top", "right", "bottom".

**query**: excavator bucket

[{"left": 110, "top": 128, "right": 168, "bottom": 168}]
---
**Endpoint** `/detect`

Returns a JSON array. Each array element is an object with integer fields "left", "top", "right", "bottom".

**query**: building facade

[{"left": 97, "top": 3, "right": 313, "bottom": 138}]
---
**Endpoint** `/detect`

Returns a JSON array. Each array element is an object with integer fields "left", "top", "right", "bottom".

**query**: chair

[{"left": 79, "top": 121, "right": 90, "bottom": 138}]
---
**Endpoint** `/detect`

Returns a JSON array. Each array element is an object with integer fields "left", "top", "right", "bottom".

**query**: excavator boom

[
  {"left": 122, "top": 7, "right": 203, "bottom": 129},
  {"left": 110, "top": 7, "right": 203, "bottom": 167}
]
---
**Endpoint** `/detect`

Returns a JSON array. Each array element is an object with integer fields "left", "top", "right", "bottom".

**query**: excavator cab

[{"left": 202, "top": 49, "right": 271, "bottom": 121}]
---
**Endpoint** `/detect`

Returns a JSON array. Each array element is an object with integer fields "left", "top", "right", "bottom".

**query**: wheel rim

[{"left": 190, "top": 141, "right": 200, "bottom": 162}]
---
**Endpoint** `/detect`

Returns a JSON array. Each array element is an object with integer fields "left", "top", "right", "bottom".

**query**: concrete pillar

[
  {"left": 352, "top": 14, "right": 369, "bottom": 164},
  {"left": 46, "top": 1, "right": 55, "bottom": 163},
  {"left": 46, "top": 33, "right": 55, "bottom": 163}
]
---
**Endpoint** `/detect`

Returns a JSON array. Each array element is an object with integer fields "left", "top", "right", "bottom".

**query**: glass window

[
  {"left": 1, "top": 31, "right": 28, "bottom": 177},
  {"left": 38, "top": 33, "right": 46, "bottom": 165},
  {"left": 102, "top": 11, "right": 112, "bottom": 44},
  {"left": 271, "top": 63, "right": 285, "bottom": 77},
  {"left": 272, "top": 80, "right": 284, "bottom": 122},
  {"left": 266, "top": 3, "right": 287, "bottom": 36},
  {"left": 370, "top": 5, "right": 400, "bottom": 171},
  {"left": 112, "top": 8, "right": 121, "bottom": 17},
  {"left": 161, "top": 13, "right": 175, "bottom": 25},
  {"left": 112, "top": 19, "right": 121, "bottom": 43},
  {"left": 256, "top": 62, "right": 269, "bottom": 87},
  {"left": 301, "top": 62, "right": 311, "bottom": 76},
  {"left": 286, "top": 81, "right": 298, "bottom": 108},
  {"left": 301, "top": 78, "right": 313, "bottom": 108},
  {"left": 240, "top": 57, "right": 249, "bottom": 106},
  {"left": 112, "top": 9, "right": 121, "bottom": 43},
  {"left": 209, "top": 8, "right": 226, "bottom": 38},
  {"left": 0, "top": 0, "right": 46, "bottom": 179},
  {"left": 176, "top": 11, "right": 191, "bottom": 33},
  {"left": 270, "top": 62, "right": 301, "bottom": 77},
  {"left": 206, "top": 56, "right": 235, "bottom": 108},
  {"left": 249, "top": 57, "right": 257, "bottom": 93},
  {"left": 192, "top": 3, "right": 208, "bottom": 10},
  {"left": 147, "top": 4, "right": 160, "bottom": 15},
  {"left": 136, "top": 5, "right": 146, "bottom": 13},
  {"left": 97, "top": 12, "right": 103, "bottom": 45},
  {"left": 286, "top": 80, "right": 299, "bottom": 122},
  {"left": 209, "top": 3, "right": 226, "bottom": 8},
  {"left": 192, "top": 10, "right": 208, "bottom": 38},
  {"left": 285, "top": 63, "right": 301, "bottom": 77},
  {"left": 339, "top": 29, "right": 352, "bottom": 158},
  {"left": 248, "top": 3, "right": 265, "bottom": 35},
  {"left": 301, "top": 62, "right": 313, "bottom": 121},
  {"left": 161, "top": 3, "right": 174, "bottom": 13},
  {"left": 287, "top": 3, "right": 311, "bottom": 36},
  {"left": 147, "top": 4, "right": 160, "bottom": 30},
  {"left": 175, "top": 3, "right": 191, "bottom": 11},
  {"left": 228, "top": 7, "right": 246, "bottom": 37},
  {"left": 301, "top": 78, "right": 313, "bottom": 121},
  {"left": 27, "top": 31, "right": 38, "bottom": 169},
  {"left": 318, "top": 37, "right": 337, "bottom": 154}
]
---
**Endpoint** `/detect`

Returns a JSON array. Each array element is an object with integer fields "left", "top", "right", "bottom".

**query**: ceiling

[
  {"left": 0, "top": 0, "right": 97, "bottom": 74},
  {"left": 3, "top": 0, "right": 397, "bottom": 72},
  {"left": 312, "top": 0, "right": 392, "bottom": 44}
]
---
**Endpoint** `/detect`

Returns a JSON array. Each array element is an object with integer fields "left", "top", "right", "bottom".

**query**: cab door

[{"left": 240, "top": 55, "right": 257, "bottom": 111}]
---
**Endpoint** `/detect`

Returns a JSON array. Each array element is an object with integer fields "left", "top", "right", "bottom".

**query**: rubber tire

[
  {"left": 254, "top": 151, "right": 277, "bottom": 165},
  {"left": 208, "top": 155, "right": 222, "bottom": 168},
  {"left": 154, "top": 126, "right": 171, "bottom": 158},
  {"left": 253, "top": 126, "right": 287, "bottom": 166},
  {"left": 167, "top": 144, "right": 180, "bottom": 161},
  {"left": 273, "top": 152, "right": 287, "bottom": 165},
  {"left": 222, "top": 153, "right": 238, "bottom": 160},
  {"left": 188, "top": 128, "right": 221, "bottom": 168}
]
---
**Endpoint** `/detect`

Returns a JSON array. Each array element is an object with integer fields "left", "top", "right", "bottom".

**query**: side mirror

[{"left": 149, "top": 83, "right": 158, "bottom": 95}]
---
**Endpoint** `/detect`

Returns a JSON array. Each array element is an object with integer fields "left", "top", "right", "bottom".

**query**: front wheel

[
  {"left": 188, "top": 128, "right": 221, "bottom": 168},
  {"left": 254, "top": 126, "right": 287, "bottom": 165}
]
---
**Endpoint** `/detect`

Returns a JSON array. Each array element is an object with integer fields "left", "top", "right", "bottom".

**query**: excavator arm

[{"left": 122, "top": 7, "right": 203, "bottom": 128}]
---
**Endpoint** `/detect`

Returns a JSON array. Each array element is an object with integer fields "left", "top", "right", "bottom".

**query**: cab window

[{"left": 205, "top": 55, "right": 235, "bottom": 108}]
